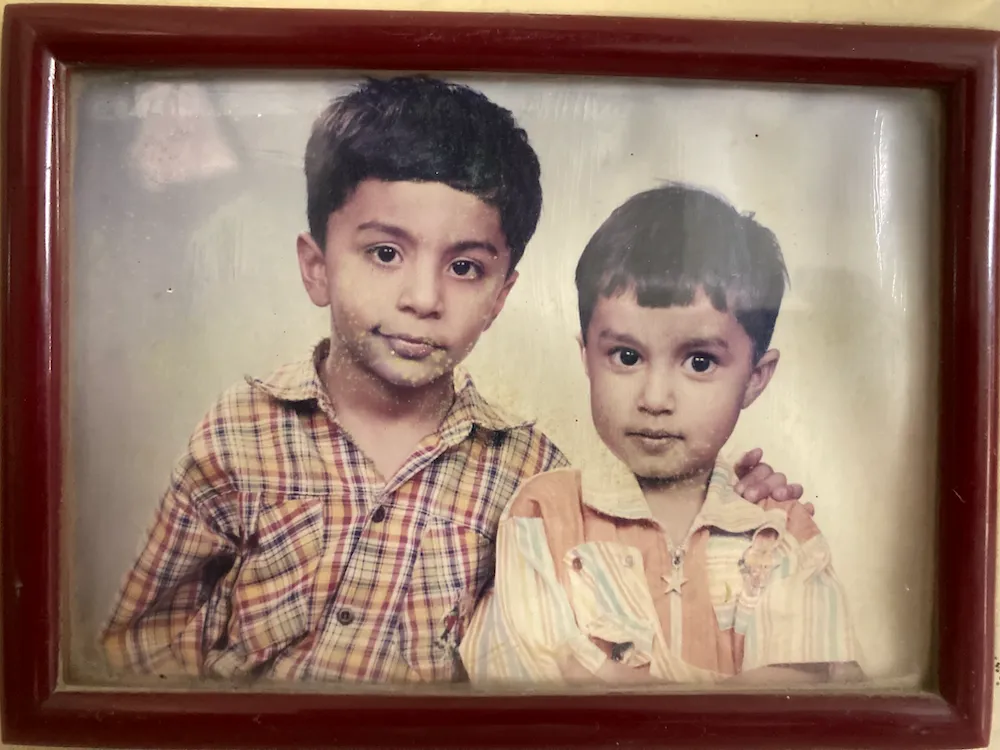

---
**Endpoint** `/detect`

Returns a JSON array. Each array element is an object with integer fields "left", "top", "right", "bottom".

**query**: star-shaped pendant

[{"left": 662, "top": 567, "right": 688, "bottom": 596}]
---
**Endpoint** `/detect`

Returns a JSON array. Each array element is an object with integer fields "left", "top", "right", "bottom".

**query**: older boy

[
  {"left": 460, "top": 184, "right": 860, "bottom": 685},
  {"left": 102, "top": 79, "right": 800, "bottom": 684}
]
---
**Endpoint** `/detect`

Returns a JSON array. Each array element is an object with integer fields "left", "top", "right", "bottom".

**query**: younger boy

[
  {"left": 460, "top": 184, "right": 861, "bottom": 685},
  {"left": 102, "top": 79, "right": 800, "bottom": 684}
]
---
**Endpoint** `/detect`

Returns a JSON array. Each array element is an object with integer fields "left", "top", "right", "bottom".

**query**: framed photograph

[{"left": 1, "top": 4, "right": 996, "bottom": 748}]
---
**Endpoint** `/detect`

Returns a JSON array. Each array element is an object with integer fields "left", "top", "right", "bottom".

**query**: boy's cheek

[
  {"left": 593, "top": 384, "right": 638, "bottom": 429},
  {"left": 469, "top": 279, "right": 516, "bottom": 320},
  {"left": 587, "top": 381, "right": 616, "bottom": 424}
]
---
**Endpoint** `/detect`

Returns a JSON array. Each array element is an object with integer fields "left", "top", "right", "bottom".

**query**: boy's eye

[
  {"left": 370, "top": 245, "right": 400, "bottom": 264},
  {"left": 611, "top": 348, "right": 641, "bottom": 367},
  {"left": 685, "top": 353, "right": 718, "bottom": 374},
  {"left": 449, "top": 259, "right": 483, "bottom": 279}
]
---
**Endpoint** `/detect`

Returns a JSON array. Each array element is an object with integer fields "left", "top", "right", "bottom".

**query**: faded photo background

[{"left": 66, "top": 73, "right": 940, "bottom": 688}]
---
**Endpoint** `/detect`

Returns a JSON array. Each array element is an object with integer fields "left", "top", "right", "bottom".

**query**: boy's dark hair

[
  {"left": 305, "top": 75, "right": 542, "bottom": 271},
  {"left": 575, "top": 184, "right": 788, "bottom": 361}
]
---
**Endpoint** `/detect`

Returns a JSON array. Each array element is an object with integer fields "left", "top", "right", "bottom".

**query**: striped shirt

[
  {"left": 101, "top": 340, "right": 567, "bottom": 683},
  {"left": 460, "top": 459, "right": 859, "bottom": 684}
]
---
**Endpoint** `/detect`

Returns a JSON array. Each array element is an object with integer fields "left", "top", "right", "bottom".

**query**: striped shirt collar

[
  {"left": 579, "top": 447, "right": 784, "bottom": 535},
  {"left": 244, "top": 338, "right": 529, "bottom": 435}
]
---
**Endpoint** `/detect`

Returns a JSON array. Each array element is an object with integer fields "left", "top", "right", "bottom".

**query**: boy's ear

[
  {"left": 742, "top": 348, "right": 779, "bottom": 409},
  {"left": 577, "top": 332, "right": 589, "bottom": 378},
  {"left": 482, "top": 269, "right": 519, "bottom": 332},
  {"left": 297, "top": 232, "right": 331, "bottom": 307}
]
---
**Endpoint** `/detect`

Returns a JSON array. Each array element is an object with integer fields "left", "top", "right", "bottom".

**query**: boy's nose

[
  {"left": 638, "top": 369, "right": 676, "bottom": 415},
  {"left": 397, "top": 265, "right": 443, "bottom": 318}
]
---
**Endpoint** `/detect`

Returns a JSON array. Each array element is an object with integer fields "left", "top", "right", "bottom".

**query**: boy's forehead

[
  {"left": 590, "top": 288, "right": 746, "bottom": 343},
  {"left": 346, "top": 179, "right": 493, "bottom": 213},
  {"left": 336, "top": 179, "right": 508, "bottom": 245}
]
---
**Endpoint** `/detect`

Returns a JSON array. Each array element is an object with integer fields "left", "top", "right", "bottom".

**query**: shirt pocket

[
  {"left": 231, "top": 492, "right": 325, "bottom": 662},
  {"left": 563, "top": 540, "right": 656, "bottom": 666},
  {"left": 397, "top": 516, "right": 493, "bottom": 681}
]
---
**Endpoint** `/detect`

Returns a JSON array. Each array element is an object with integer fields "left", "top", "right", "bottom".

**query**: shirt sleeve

[
  {"left": 737, "top": 520, "right": 859, "bottom": 672},
  {"left": 100, "top": 415, "right": 239, "bottom": 678},
  {"left": 459, "top": 509, "right": 606, "bottom": 684}
]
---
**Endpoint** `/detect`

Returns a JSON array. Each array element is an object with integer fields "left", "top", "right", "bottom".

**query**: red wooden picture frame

[{"left": 1, "top": 4, "right": 997, "bottom": 748}]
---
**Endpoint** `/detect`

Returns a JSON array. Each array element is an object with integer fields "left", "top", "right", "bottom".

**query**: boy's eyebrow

[
  {"left": 596, "top": 330, "right": 731, "bottom": 352},
  {"left": 595, "top": 328, "right": 644, "bottom": 348},
  {"left": 449, "top": 239, "right": 499, "bottom": 257},
  {"left": 356, "top": 222, "right": 498, "bottom": 256},
  {"left": 357, "top": 221, "right": 415, "bottom": 242},
  {"left": 682, "top": 336, "right": 730, "bottom": 350}
]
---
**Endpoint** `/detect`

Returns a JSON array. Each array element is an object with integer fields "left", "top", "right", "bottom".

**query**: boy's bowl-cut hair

[
  {"left": 575, "top": 183, "right": 789, "bottom": 362},
  {"left": 305, "top": 75, "right": 543, "bottom": 271}
]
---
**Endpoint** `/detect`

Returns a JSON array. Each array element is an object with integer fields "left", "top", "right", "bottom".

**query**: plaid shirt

[{"left": 102, "top": 340, "right": 567, "bottom": 683}]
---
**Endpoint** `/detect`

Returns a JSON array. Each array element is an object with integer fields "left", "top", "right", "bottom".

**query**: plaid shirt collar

[{"left": 244, "top": 338, "right": 529, "bottom": 438}]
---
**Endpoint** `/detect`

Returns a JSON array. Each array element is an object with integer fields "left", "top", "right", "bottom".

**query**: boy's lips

[
  {"left": 374, "top": 328, "right": 444, "bottom": 360},
  {"left": 627, "top": 429, "right": 684, "bottom": 452},
  {"left": 627, "top": 429, "right": 683, "bottom": 440}
]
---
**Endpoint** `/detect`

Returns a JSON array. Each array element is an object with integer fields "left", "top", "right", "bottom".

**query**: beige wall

[{"left": 3, "top": 0, "right": 999, "bottom": 749}]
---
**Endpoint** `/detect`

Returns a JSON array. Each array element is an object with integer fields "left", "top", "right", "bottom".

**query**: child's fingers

[
  {"left": 772, "top": 484, "right": 809, "bottom": 506},
  {"left": 734, "top": 462, "right": 773, "bottom": 496},
  {"left": 733, "top": 447, "right": 764, "bottom": 479},
  {"left": 772, "top": 484, "right": 805, "bottom": 501},
  {"left": 757, "top": 472, "right": 787, "bottom": 500}
]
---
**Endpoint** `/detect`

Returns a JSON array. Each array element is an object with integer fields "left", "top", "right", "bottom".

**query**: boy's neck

[
  {"left": 320, "top": 343, "right": 458, "bottom": 482},
  {"left": 322, "top": 350, "right": 456, "bottom": 427},
  {"left": 638, "top": 468, "right": 713, "bottom": 549}
]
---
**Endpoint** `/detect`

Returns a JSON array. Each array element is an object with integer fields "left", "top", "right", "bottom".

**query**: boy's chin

[
  {"left": 629, "top": 459, "right": 711, "bottom": 485},
  {"left": 367, "top": 355, "right": 454, "bottom": 390}
]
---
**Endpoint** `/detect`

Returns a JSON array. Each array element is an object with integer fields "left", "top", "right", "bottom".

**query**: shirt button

[
  {"left": 371, "top": 507, "right": 387, "bottom": 524},
  {"left": 336, "top": 608, "right": 355, "bottom": 626},
  {"left": 623, "top": 555, "right": 634, "bottom": 568},
  {"left": 572, "top": 557, "right": 584, "bottom": 572}
]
